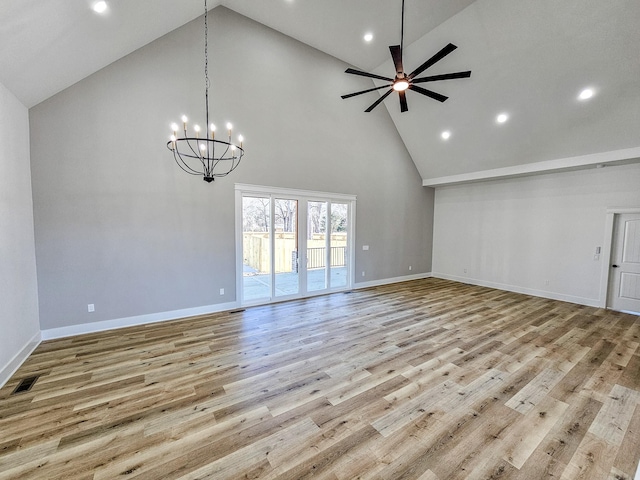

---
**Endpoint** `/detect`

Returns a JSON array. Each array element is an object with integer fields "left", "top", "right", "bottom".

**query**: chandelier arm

[
  {"left": 167, "top": 142, "right": 200, "bottom": 173},
  {"left": 183, "top": 132, "right": 202, "bottom": 159},
  {"left": 229, "top": 154, "right": 243, "bottom": 173},
  {"left": 172, "top": 140, "right": 207, "bottom": 173},
  {"left": 206, "top": 149, "right": 243, "bottom": 178},
  {"left": 176, "top": 151, "right": 203, "bottom": 174},
  {"left": 172, "top": 150, "right": 202, "bottom": 175},
  {"left": 220, "top": 143, "right": 231, "bottom": 158}
]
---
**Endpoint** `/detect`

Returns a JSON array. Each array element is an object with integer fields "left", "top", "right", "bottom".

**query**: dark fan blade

[
  {"left": 399, "top": 90, "right": 408, "bottom": 112},
  {"left": 341, "top": 84, "right": 393, "bottom": 99},
  {"left": 389, "top": 45, "right": 404, "bottom": 76},
  {"left": 409, "top": 84, "right": 448, "bottom": 103},
  {"left": 412, "top": 71, "right": 471, "bottom": 84},
  {"left": 365, "top": 88, "right": 393, "bottom": 112},
  {"left": 408, "top": 43, "right": 457, "bottom": 79},
  {"left": 345, "top": 68, "right": 394, "bottom": 83}
]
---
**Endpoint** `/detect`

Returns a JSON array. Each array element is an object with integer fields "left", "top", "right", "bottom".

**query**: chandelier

[{"left": 167, "top": 0, "right": 245, "bottom": 183}]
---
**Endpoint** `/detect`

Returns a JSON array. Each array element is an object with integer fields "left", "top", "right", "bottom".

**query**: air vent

[
  {"left": 11, "top": 375, "right": 39, "bottom": 395},
  {"left": 229, "top": 309, "right": 246, "bottom": 314}
]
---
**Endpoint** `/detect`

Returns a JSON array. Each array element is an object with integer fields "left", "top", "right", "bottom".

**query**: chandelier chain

[
  {"left": 204, "top": 0, "right": 209, "bottom": 90},
  {"left": 204, "top": 0, "right": 210, "bottom": 129}
]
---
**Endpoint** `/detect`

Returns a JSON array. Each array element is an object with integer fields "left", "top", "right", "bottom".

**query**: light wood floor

[{"left": 1, "top": 278, "right": 640, "bottom": 479}]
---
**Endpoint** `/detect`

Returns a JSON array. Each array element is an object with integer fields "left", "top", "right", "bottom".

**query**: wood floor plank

[
  {"left": 612, "top": 403, "right": 640, "bottom": 479},
  {"left": 502, "top": 394, "right": 570, "bottom": 469},
  {"left": 515, "top": 395, "right": 603, "bottom": 479},
  {"left": 1, "top": 278, "right": 639, "bottom": 479}
]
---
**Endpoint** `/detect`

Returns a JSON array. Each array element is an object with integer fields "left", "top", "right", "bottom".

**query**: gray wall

[
  {"left": 29, "top": 7, "right": 434, "bottom": 330},
  {"left": 432, "top": 163, "right": 640, "bottom": 305},
  {"left": 0, "top": 80, "right": 40, "bottom": 383}
]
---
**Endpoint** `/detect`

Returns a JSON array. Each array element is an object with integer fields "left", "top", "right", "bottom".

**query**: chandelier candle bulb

[
  {"left": 181, "top": 115, "right": 188, "bottom": 130},
  {"left": 210, "top": 123, "right": 216, "bottom": 139},
  {"left": 238, "top": 135, "right": 244, "bottom": 148}
]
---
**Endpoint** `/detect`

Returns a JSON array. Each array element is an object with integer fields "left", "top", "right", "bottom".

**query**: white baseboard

[
  {"left": 41, "top": 301, "right": 240, "bottom": 340},
  {"left": 38, "top": 273, "right": 435, "bottom": 342},
  {"left": 354, "top": 272, "right": 432, "bottom": 290},
  {"left": 0, "top": 331, "right": 41, "bottom": 390},
  {"left": 432, "top": 272, "right": 601, "bottom": 307}
]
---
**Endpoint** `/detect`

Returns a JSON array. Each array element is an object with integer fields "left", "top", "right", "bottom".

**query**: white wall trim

[
  {"left": 41, "top": 301, "right": 239, "bottom": 340},
  {"left": 235, "top": 183, "right": 357, "bottom": 202},
  {"left": 432, "top": 272, "right": 601, "bottom": 308},
  {"left": 0, "top": 331, "right": 41, "bottom": 390},
  {"left": 354, "top": 272, "right": 432, "bottom": 290},
  {"left": 39, "top": 272, "right": 433, "bottom": 342},
  {"left": 423, "top": 147, "right": 640, "bottom": 187}
]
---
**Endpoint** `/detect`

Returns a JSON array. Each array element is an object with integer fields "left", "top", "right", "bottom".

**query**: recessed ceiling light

[
  {"left": 364, "top": 33, "right": 373, "bottom": 42},
  {"left": 441, "top": 131, "right": 451, "bottom": 140},
  {"left": 496, "top": 113, "right": 509, "bottom": 124},
  {"left": 93, "top": 1, "right": 107, "bottom": 13},
  {"left": 578, "top": 88, "right": 594, "bottom": 100}
]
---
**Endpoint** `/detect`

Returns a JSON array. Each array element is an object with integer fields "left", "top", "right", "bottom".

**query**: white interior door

[{"left": 608, "top": 213, "right": 640, "bottom": 314}]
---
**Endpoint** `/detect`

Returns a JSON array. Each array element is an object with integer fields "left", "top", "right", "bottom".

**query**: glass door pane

[
  {"left": 307, "top": 201, "right": 327, "bottom": 292},
  {"left": 330, "top": 203, "right": 348, "bottom": 288},
  {"left": 242, "top": 196, "right": 271, "bottom": 302},
  {"left": 274, "top": 199, "right": 299, "bottom": 297}
]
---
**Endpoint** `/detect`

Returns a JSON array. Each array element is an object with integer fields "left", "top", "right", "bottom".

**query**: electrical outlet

[
  {"left": 409, "top": 265, "right": 412, "bottom": 271},
  {"left": 463, "top": 268, "right": 467, "bottom": 274},
  {"left": 362, "top": 245, "right": 369, "bottom": 251},
  {"left": 88, "top": 304, "right": 95, "bottom": 312},
  {"left": 362, "top": 271, "right": 365, "bottom": 277},
  {"left": 545, "top": 280, "right": 550, "bottom": 286},
  {"left": 219, "top": 288, "right": 225, "bottom": 295}
]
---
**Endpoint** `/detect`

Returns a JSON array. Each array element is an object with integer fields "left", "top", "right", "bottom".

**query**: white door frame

[
  {"left": 235, "top": 183, "right": 356, "bottom": 306},
  {"left": 599, "top": 207, "right": 640, "bottom": 310}
]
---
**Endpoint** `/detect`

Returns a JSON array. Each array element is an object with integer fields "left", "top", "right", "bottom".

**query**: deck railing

[{"left": 306, "top": 247, "right": 346, "bottom": 269}]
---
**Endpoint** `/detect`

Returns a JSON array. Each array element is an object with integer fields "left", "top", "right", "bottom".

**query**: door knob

[{"left": 612, "top": 264, "right": 619, "bottom": 268}]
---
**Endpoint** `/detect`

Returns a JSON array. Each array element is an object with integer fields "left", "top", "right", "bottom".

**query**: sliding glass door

[
  {"left": 237, "top": 185, "right": 355, "bottom": 306},
  {"left": 274, "top": 198, "right": 299, "bottom": 298},
  {"left": 241, "top": 196, "right": 271, "bottom": 302},
  {"left": 330, "top": 203, "right": 349, "bottom": 289},
  {"left": 307, "top": 201, "right": 327, "bottom": 292}
]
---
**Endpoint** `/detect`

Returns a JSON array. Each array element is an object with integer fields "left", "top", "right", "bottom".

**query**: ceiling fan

[{"left": 341, "top": 0, "right": 471, "bottom": 113}]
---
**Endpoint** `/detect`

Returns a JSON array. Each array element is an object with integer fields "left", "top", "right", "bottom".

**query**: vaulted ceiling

[{"left": 1, "top": 0, "right": 639, "bottom": 183}]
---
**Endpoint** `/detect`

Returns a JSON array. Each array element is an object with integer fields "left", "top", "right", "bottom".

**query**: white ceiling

[{"left": 1, "top": 0, "right": 639, "bottom": 182}]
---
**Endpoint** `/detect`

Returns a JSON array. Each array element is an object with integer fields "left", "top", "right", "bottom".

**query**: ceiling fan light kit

[{"left": 342, "top": 0, "right": 471, "bottom": 113}]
